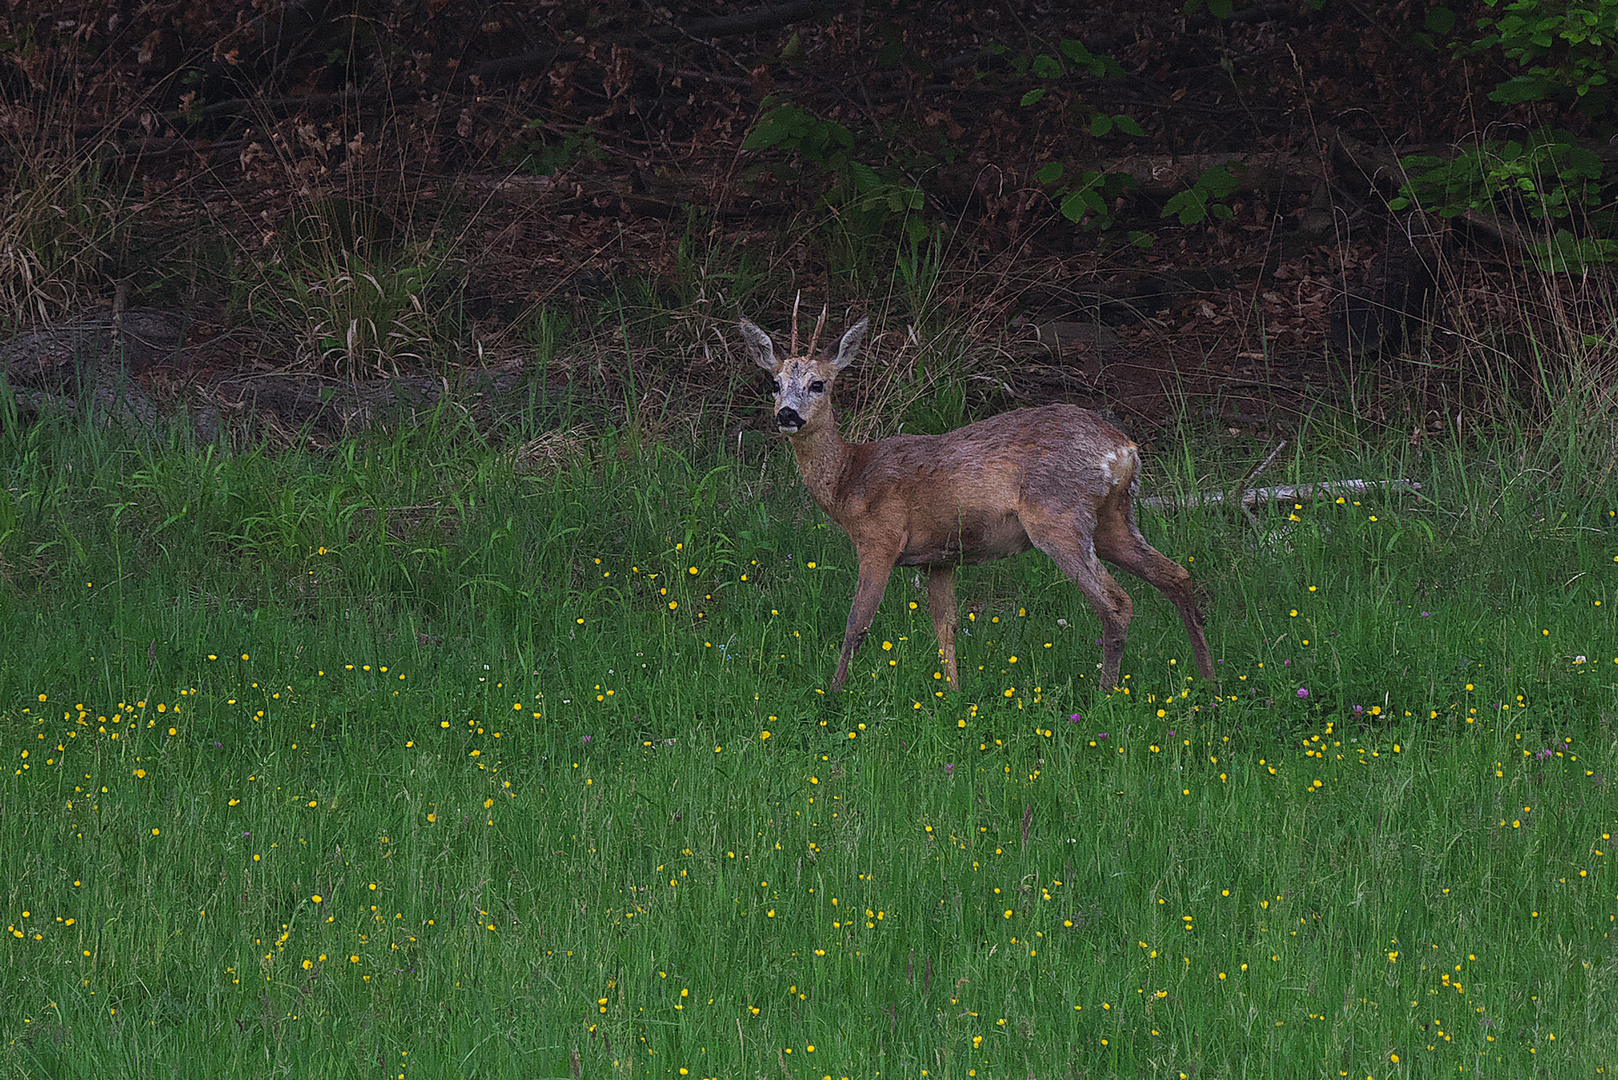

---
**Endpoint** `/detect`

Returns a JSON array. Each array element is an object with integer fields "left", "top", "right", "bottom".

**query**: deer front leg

[
  {"left": 926, "top": 565, "right": 960, "bottom": 688},
  {"left": 831, "top": 554, "right": 896, "bottom": 693}
]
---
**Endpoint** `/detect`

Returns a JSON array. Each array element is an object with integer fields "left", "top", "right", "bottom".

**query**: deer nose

[{"left": 775, "top": 407, "right": 804, "bottom": 430}]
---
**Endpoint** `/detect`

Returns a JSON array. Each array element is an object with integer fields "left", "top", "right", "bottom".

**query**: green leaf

[
  {"left": 1090, "top": 114, "right": 1114, "bottom": 137},
  {"left": 1424, "top": 6, "right": 1456, "bottom": 33},
  {"left": 742, "top": 116, "right": 792, "bottom": 151},
  {"left": 1059, "top": 39, "right": 1097, "bottom": 65},
  {"left": 1162, "top": 189, "right": 1207, "bottom": 225},
  {"left": 1197, "top": 163, "right": 1240, "bottom": 198},
  {"left": 1031, "top": 54, "right": 1064, "bottom": 79},
  {"left": 846, "top": 160, "right": 882, "bottom": 194},
  {"left": 1399, "top": 154, "right": 1449, "bottom": 172},
  {"left": 1058, "top": 188, "right": 1100, "bottom": 223},
  {"left": 1021, "top": 88, "right": 1048, "bottom": 107},
  {"left": 1544, "top": 137, "right": 1603, "bottom": 181},
  {"left": 1034, "top": 161, "right": 1065, "bottom": 185},
  {"left": 1058, "top": 38, "right": 1120, "bottom": 77},
  {"left": 1114, "top": 114, "right": 1146, "bottom": 137},
  {"left": 1489, "top": 75, "right": 1557, "bottom": 104}
]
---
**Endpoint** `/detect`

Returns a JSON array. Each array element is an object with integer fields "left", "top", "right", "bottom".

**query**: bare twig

[{"left": 1229, "top": 439, "right": 1286, "bottom": 530}]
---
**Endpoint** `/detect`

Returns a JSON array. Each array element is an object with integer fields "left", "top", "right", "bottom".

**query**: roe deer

[{"left": 739, "top": 311, "right": 1215, "bottom": 694}]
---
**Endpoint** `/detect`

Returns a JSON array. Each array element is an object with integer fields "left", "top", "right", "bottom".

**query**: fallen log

[{"left": 1141, "top": 477, "right": 1423, "bottom": 510}]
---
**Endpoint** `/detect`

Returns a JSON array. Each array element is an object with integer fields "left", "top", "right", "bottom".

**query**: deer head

[{"left": 739, "top": 312, "right": 869, "bottom": 435}]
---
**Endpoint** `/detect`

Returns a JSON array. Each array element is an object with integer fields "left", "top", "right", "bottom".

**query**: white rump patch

[{"left": 1099, "top": 445, "right": 1139, "bottom": 485}]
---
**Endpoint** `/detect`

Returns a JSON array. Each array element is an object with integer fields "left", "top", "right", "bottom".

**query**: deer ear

[
  {"left": 738, "top": 318, "right": 777, "bottom": 372},
  {"left": 831, "top": 316, "right": 868, "bottom": 370}
]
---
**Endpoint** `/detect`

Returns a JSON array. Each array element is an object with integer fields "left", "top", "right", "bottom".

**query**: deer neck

[{"left": 786, "top": 414, "right": 853, "bottom": 514}]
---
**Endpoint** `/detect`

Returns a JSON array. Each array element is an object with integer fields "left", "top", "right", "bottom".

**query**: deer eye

[
  {"left": 772, "top": 379, "right": 781, "bottom": 393},
  {"left": 809, "top": 380, "right": 825, "bottom": 394}
]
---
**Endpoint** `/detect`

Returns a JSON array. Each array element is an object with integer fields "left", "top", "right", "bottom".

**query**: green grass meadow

[{"left": 2, "top": 403, "right": 1616, "bottom": 1079}]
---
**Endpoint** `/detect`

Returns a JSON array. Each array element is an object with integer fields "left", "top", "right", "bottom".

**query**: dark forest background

[{"left": 4, "top": 0, "right": 1617, "bottom": 440}]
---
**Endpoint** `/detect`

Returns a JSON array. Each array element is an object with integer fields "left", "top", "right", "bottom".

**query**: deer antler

[
  {"left": 789, "top": 291, "right": 802, "bottom": 356},
  {"left": 806, "top": 304, "right": 829, "bottom": 357}
]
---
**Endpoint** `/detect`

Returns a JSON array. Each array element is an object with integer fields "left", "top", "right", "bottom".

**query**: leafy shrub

[
  {"left": 1162, "top": 164, "right": 1241, "bottom": 226},
  {"left": 1389, "top": 131, "right": 1613, "bottom": 268},
  {"left": 743, "top": 99, "right": 928, "bottom": 243},
  {"left": 1461, "top": 0, "right": 1618, "bottom": 112}
]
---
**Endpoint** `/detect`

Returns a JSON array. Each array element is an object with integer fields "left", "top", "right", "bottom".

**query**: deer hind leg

[
  {"left": 926, "top": 565, "right": 960, "bottom": 688},
  {"left": 1022, "top": 509, "right": 1134, "bottom": 689},
  {"left": 1093, "top": 496, "right": 1215, "bottom": 682},
  {"left": 832, "top": 552, "right": 897, "bottom": 693}
]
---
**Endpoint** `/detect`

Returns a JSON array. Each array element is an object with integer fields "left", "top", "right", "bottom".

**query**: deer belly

[{"left": 895, "top": 514, "right": 1032, "bottom": 566}]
